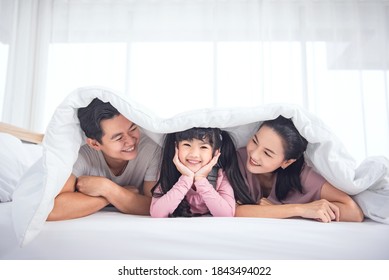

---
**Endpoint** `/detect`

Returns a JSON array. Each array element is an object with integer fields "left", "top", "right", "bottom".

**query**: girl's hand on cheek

[
  {"left": 195, "top": 150, "right": 221, "bottom": 181},
  {"left": 173, "top": 147, "right": 194, "bottom": 178}
]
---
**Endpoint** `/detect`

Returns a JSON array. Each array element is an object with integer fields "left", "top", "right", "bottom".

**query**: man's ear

[
  {"left": 86, "top": 138, "right": 102, "bottom": 151},
  {"left": 281, "top": 159, "right": 296, "bottom": 169}
]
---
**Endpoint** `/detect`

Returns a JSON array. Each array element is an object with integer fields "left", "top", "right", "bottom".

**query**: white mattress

[{"left": 1, "top": 203, "right": 388, "bottom": 260}]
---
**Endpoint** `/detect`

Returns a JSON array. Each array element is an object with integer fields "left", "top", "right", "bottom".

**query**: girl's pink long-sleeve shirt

[{"left": 150, "top": 169, "right": 236, "bottom": 217}]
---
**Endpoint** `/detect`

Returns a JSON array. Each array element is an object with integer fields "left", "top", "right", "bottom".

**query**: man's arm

[
  {"left": 75, "top": 176, "right": 154, "bottom": 215},
  {"left": 46, "top": 174, "right": 110, "bottom": 221},
  {"left": 103, "top": 183, "right": 152, "bottom": 215},
  {"left": 103, "top": 180, "right": 158, "bottom": 215}
]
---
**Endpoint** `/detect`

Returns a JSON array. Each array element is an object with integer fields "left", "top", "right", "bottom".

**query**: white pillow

[
  {"left": 11, "top": 86, "right": 389, "bottom": 246},
  {"left": 0, "top": 133, "right": 42, "bottom": 202}
]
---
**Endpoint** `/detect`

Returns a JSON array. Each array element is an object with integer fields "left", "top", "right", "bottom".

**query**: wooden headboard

[{"left": 0, "top": 122, "right": 44, "bottom": 144}]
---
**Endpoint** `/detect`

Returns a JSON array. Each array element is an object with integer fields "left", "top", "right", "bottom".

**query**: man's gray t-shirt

[{"left": 72, "top": 133, "right": 161, "bottom": 193}]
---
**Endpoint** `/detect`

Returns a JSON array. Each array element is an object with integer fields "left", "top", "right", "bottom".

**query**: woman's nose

[{"left": 251, "top": 148, "right": 262, "bottom": 162}]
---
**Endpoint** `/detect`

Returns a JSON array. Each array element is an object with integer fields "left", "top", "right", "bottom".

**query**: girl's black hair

[
  {"left": 260, "top": 116, "right": 308, "bottom": 201},
  {"left": 151, "top": 127, "right": 255, "bottom": 217}
]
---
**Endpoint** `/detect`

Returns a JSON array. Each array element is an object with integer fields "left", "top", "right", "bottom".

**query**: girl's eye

[
  {"left": 129, "top": 126, "right": 138, "bottom": 132},
  {"left": 264, "top": 151, "right": 272, "bottom": 157},
  {"left": 252, "top": 138, "right": 258, "bottom": 144},
  {"left": 182, "top": 143, "right": 191, "bottom": 147},
  {"left": 200, "top": 146, "right": 209, "bottom": 149},
  {"left": 115, "top": 137, "right": 123, "bottom": 141}
]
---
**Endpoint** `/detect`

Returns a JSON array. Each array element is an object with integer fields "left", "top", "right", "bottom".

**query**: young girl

[
  {"left": 235, "top": 115, "right": 364, "bottom": 222},
  {"left": 150, "top": 127, "right": 254, "bottom": 218}
]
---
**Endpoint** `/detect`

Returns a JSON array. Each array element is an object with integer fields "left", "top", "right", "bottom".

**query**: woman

[{"left": 235, "top": 116, "right": 364, "bottom": 222}]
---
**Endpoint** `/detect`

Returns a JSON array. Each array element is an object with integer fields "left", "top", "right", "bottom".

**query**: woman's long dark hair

[
  {"left": 260, "top": 116, "right": 308, "bottom": 201},
  {"left": 151, "top": 127, "right": 255, "bottom": 217}
]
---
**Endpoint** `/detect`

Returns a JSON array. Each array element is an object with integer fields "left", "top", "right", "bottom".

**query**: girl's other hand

[
  {"left": 173, "top": 147, "right": 195, "bottom": 178},
  {"left": 194, "top": 150, "right": 221, "bottom": 181}
]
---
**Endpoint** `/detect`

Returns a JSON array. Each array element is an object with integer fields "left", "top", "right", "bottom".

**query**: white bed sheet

[{"left": 1, "top": 203, "right": 388, "bottom": 260}]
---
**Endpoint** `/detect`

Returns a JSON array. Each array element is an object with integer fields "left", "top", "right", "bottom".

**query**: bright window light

[
  {"left": 128, "top": 42, "right": 214, "bottom": 118},
  {"left": 45, "top": 43, "right": 127, "bottom": 127}
]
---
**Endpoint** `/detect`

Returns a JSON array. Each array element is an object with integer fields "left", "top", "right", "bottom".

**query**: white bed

[
  {"left": 1, "top": 86, "right": 389, "bottom": 260},
  {"left": 1, "top": 203, "right": 389, "bottom": 260}
]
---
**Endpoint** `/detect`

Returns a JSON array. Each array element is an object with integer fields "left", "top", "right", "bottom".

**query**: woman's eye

[
  {"left": 201, "top": 146, "right": 209, "bottom": 149},
  {"left": 264, "top": 151, "right": 272, "bottom": 157}
]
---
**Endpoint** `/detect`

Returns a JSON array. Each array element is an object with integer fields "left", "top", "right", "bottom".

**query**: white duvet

[{"left": 9, "top": 86, "right": 389, "bottom": 246}]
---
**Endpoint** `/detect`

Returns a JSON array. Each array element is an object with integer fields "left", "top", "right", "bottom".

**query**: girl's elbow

[
  {"left": 149, "top": 207, "right": 167, "bottom": 218},
  {"left": 213, "top": 212, "right": 234, "bottom": 217},
  {"left": 211, "top": 207, "right": 235, "bottom": 217},
  {"left": 222, "top": 209, "right": 235, "bottom": 217}
]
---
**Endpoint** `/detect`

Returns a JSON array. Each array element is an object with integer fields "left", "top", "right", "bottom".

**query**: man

[{"left": 47, "top": 98, "right": 161, "bottom": 220}]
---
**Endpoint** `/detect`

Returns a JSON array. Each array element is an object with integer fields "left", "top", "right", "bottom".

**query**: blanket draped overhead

[{"left": 11, "top": 87, "right": 389, "bottom": 246}]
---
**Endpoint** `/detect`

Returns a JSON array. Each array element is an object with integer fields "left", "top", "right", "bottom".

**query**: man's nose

[{"left": 123, "top": 133, "right": 135, "bottom": 145}]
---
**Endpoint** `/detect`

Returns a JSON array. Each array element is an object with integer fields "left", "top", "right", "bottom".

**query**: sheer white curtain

[
  {"left": 1, "top": 0, "right": 388, "bottom": 163},
  {"left": 0, "top": 0, "right": 51, "bottom": 131}
]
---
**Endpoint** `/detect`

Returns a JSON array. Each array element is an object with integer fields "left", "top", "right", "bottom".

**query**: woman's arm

[
  {"left": 235, "top": 199, "right": 341, "bottom": 222},
  {"left": 149, "top": 175, "right": 193, "bottom": 218},
  {"left": 320, "top": 182, "right": 364, "bottom": 222},
  {"left": 235, "top": 182, "right": 365, "bottom": 223}
]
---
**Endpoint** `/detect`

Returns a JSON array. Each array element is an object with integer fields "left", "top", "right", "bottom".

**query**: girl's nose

[{"left": 188, "top": 147, "right": 200, "bottom": 157}]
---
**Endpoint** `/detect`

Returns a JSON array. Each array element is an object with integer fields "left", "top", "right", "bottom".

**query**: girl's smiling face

[{"left": 177, "top": 138, "right": 213, "bottom": 173}]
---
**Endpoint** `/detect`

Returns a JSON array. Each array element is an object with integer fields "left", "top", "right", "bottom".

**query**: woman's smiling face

[{"left": 245, "top": 125, "right": 289, "bottom": 174}]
